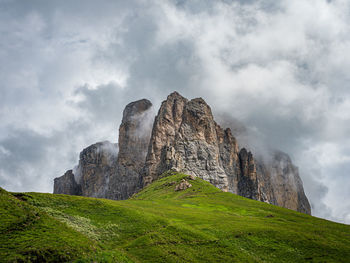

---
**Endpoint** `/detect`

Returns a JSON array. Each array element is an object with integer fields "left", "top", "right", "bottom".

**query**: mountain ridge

[{"left": 54, "top": 91, "right": 310, "bottom": 214}]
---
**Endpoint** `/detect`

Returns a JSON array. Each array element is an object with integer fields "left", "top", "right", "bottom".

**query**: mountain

[
  {"left": 54, "top": 92, "right": 310, "bottom": 214},
  {"left": 2, "top": 173, "right": 350, "bottom": 262}
]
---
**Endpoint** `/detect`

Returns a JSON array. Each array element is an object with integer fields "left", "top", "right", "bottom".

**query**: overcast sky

[{"left": 1, "top": 0, "right": 349, "bottom": 224}]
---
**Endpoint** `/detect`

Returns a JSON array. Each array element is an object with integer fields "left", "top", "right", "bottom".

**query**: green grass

[{"left": 1, "top": 171, "right": 350, "bottom": 262}]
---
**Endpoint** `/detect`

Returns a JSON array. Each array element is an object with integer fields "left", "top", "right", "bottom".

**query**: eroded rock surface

[
  {"left": 54, "top": 99, "right": 153, "bottom": 200},
  {"left": 142, "top": 93, "right": 262, "bottom": 200},
  {"left": 256, "top": 151, "right": 311, "bottom": 214},
  {"left": 53, "top": 170, "right": 81, "bottom": 195},
  {"left": 53, "top": 92, "right": 311, "bottom": 214},
  {"left": 75, "top": 141, "right": 118, "bottom": 198},
  {"left": 175, "top": 179, "right": 192, "bottom": 191},
  {"left": 108, "top": 99, "right": 153, "bottom": 200},
  {"left": 143, "top": 93, "right": 229, "bottom": 191},
  {"left": 142, "top": 92, "right": 310, "bottom": 214}
]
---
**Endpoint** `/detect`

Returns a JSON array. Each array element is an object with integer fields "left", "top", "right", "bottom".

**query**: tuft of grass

[{"left": 1, "top": 172, "right": 350, "bottom": 262}]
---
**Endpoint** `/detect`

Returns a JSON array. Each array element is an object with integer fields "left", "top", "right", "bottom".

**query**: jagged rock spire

[{"left": 54, "top": 92, "right": 311, "bottom": 215}]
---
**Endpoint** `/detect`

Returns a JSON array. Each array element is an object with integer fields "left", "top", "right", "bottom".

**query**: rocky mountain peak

[
  {"left": 142, "top": 93, "right": 228, "bottom": 189},
  {"left": 118, "top": 98, "right": 152, "bottom": 168},
  {"left": 167, "top": 91, "right": 185, "bottom": 100},
  {"left": 54, "top": 92, "right": 311, "bottom": 214},
  {"left": 121, "top": 99, "right": 152, "bottom": 123}
]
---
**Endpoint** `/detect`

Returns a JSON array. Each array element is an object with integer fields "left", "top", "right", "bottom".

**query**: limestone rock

[
  {"left": 53, "top": 170, "right": 81, "bottom": 195},
  {"left": 175, "top": 179, "right": 192, "bottom": 191},
  {"left": 107, "top": 99, "right": 153, "bottom": 200},
  {"left": 237, "top": 148, "right": 259, "bottom": 200},
  {"left": 76, "top": 141, "right": 118, "bottom": 198},
  {"left": 142, "top": 91, "right": 188, "bottom": 185},
  {"left": 53, "top": 141, "right": 117, "bottom": 198},
  {"left": 142, "top": 92, "right": 310, "bottom": 214},
  {"left": 54, "top": 99, "right": 153, "bottom": 200},
  {"left": 143, "top": 92, "right": 229, "bottom": 192},
  {"left": 53, "top": 92, "right": 311, "bottom": 215},
  {"left": 188, "top": 175, "right": 196, "bottom": 180},
  {"left": 117, "top": 99, "right": 153, "bottom": 169},
  {"left": 263, "top": 151, "right": 311, "bottom": 214}
]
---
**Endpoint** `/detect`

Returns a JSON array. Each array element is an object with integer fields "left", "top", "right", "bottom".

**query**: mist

[{"left": 0, "top": 0, "right": 349, "bottom": 224}]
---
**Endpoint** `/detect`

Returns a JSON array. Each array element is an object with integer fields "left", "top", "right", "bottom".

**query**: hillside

[{"left": 1, "top": 172, "right": 350, "bottom": 262}]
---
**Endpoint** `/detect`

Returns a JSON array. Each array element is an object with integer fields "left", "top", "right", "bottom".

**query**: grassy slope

[{"left": 1, "top": 171, "right": 350, "bottom": 262}]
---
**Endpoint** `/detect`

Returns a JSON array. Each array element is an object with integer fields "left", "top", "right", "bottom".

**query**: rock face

[
  {"left": 117, "top": 99, "right": 153, "bottom": 170},
  {"left": 54, "top": 99, "right": 153, "bottom": 200},
  {"left": 142, "top": 93, "right": 262, "bottom": 200},
  {"left": 53, "top": 170, "right": 81, "bottom": 195},
  {"left": 53, "top": 92, "right": 311, "bottom": 214},
  {"left": 75, "top": 141, "right": 118, "bottom": 198},
  {"left": 175, "top": 179, "right": 192, "bottom": 191},
  {"left": 143, "top": 94, "right": 233, "bottom": 193},
  {"left": 237, "top": 148, "right": 260, "bottom": 200},
  {"left": 54, "top": 141, "right": 118, "bottom": 198},
  {"left": 142, "top": 92, "right": 310, "bottom": 214},
  {"left": 256, "top": 151, "right": 311, "bottom": 214},
  {"left": 108, "top": 99, "right": 153, "bottom": 200}
]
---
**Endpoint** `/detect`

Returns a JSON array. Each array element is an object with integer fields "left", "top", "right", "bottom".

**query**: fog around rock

[{"left": 0, "top": 0, "right": 350, "bottom": 223}]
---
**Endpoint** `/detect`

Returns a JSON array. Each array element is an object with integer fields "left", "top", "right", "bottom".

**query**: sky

[{"left": 0, "top": 0, "right": 349, "bottom": 224}]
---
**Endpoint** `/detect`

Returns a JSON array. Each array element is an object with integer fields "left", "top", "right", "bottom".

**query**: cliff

[
  {"left": 53, "top": 99, "right": 152, "bottom": 200},
  {"left": 53, "top": 92, "right": 311, "bottom": 214}
]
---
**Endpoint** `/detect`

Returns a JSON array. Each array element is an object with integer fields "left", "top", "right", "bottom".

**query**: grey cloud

[
  {"left": 74, "top": 82, "right": 125, "bottom": 124},
  {"left": 0, "top": 128, "right": 64, "bottom": 192},
  {"left": 0, "top": 118, "right": 117, "bottom": 193},
  {"left": 0, "top": 0, "right": 349, "bottom": 224}
]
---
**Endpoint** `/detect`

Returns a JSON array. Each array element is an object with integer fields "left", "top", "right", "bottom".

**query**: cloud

[
  {"left": 0, "top": 0, "right": 349, "bottom": 224},
  {"left": 0, "top": 127, "right": 80, "bottom": 192},
  {"left": 74, "top": 82, "right": 125, "bottom": 124}
]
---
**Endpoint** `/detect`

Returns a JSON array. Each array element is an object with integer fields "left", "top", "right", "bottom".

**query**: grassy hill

[{"left": 1, "top": 171, "right": 350, "bottom": 262}]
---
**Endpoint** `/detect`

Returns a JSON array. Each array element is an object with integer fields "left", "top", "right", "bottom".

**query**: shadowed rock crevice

[{"left": 54, "top": 92, "right": 311, "bottom": 214}]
